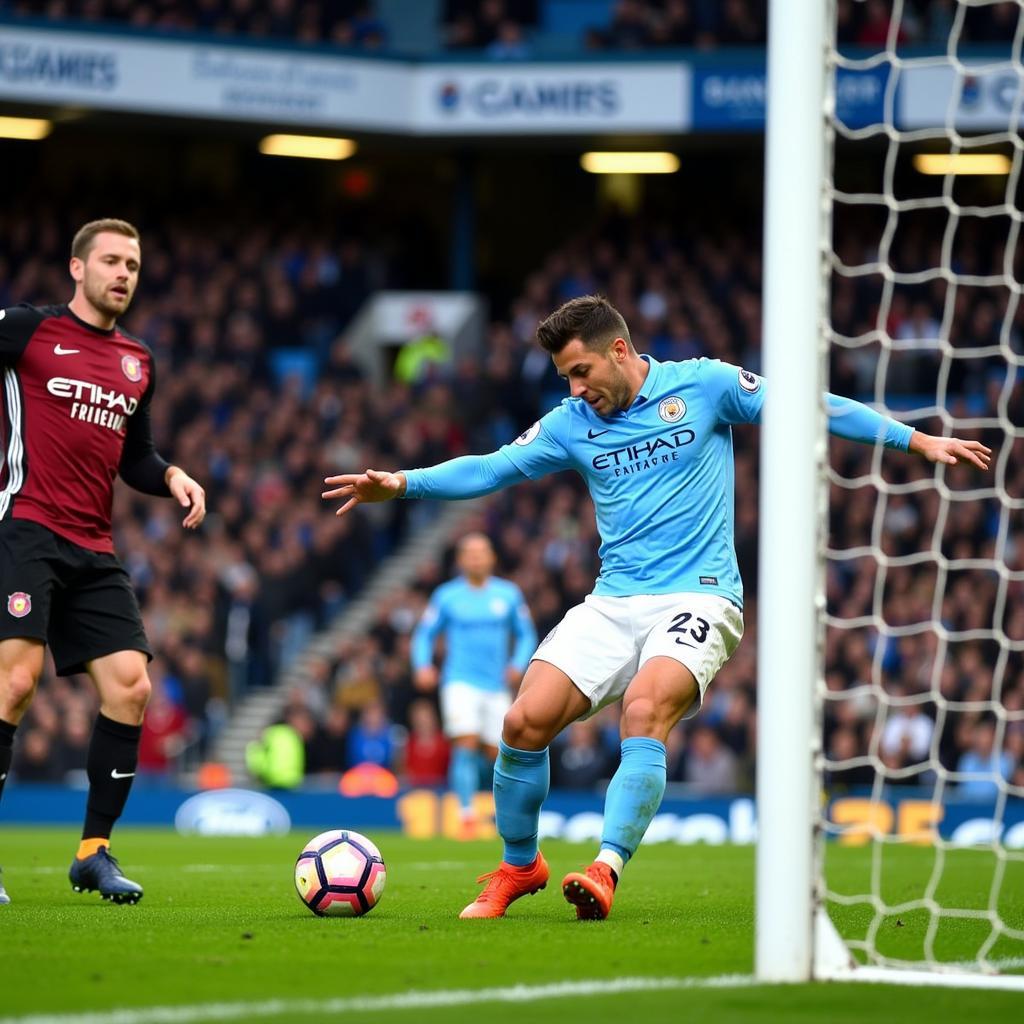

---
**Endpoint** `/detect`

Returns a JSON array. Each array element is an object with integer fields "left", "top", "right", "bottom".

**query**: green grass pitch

[{"left": 0, "top": 828, "right": 1021, "bottom": 1023}]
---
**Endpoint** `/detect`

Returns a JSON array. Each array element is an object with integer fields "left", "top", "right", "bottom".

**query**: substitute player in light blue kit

[
  {"left": 411, "top": 532, "right": 537, "bottom": 837},
  {"left": 323, "top": 295, "right": 990, "bottom": 921}
]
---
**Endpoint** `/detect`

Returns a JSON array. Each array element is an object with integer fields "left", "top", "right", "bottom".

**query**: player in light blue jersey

[
  {"left": 323, "top": 295, "right": 990, "bottom": 921},
  {"left": 411, "top": 533, "right": 537, "bottom": 837}
]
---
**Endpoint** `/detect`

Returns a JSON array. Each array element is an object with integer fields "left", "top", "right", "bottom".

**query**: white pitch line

[
  {"left": 949, "top": 956, "right": 1024, "bottom": 972},
  {"left": 0, "top": 975, "right": 757, "bottom": 1024},
  {"left": 828, "top": 967, "right": 1024, "bottom": 992}
]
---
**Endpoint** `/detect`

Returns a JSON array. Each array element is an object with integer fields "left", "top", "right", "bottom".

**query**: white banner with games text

[{"left": 0, "top": 24, "right": 690, "bottom": 135}]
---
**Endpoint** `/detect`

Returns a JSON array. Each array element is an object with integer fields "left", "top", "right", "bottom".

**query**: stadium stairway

[{"left": 209, "top": 498, "right": 487, "bottom": 785}]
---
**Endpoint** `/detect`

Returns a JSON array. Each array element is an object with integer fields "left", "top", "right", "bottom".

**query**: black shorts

[{"left": 0, "top": 519, "right": 151, "bottom": 676}]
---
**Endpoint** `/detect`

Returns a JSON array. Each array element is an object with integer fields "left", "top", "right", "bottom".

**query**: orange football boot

[
  {"left": 458, "top": 852, "right": 549, "bottom": 919},
  {"left": 561, "top": 861, "right": 617, "bottom": 920}
]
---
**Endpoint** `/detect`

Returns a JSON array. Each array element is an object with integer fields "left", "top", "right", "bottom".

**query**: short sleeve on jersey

[
  {"left": 498, "top": 404, "right": 573, "bottom": 480},
  {"left": 0, "top": 305, "right": 46, "bottom": 364},
  {"left": 698, "top": 358, "right": 765, "bottom": 425}
]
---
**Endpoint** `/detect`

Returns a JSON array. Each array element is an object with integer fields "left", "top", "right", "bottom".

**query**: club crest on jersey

[
  {"left": 121, "top": 354, "right": 142, "bottom": 382},
  {"left": 7, "top": 592, "right": 31, "bottom": 618},
  {"left": 514, "top": 422, "right": 541, "bottom": 446},
  {"left": 739, "top": 369, "right": 761, "bottom": 393},
  {"left": 658, "top": 396, "right": 686, "bottom": 423}
]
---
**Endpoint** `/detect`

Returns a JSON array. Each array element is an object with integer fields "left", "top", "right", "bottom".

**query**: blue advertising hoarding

[{"left": 4, "top": 784, "right": 1022, "bottom": 848}]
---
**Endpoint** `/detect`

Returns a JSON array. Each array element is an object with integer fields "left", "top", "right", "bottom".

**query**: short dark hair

[
  {"left": 71, "top": 218, "right": 140, "bottom": 261},
  {"left": 536, "top": 295, "right": 632, "bottom": 354}
]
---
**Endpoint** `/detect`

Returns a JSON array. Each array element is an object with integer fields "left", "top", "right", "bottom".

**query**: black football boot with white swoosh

[{"left": 69, "top": 846, "right": 143, "bottom": 904}]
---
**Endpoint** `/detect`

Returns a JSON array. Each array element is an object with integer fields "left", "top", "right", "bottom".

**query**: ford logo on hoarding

[{"left": 175, "top": 788, "right": 291, "bottom": 836}]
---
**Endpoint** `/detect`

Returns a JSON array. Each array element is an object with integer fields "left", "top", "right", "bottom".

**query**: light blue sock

[
  {"left": 493, "top": 739, "right": 549, "bottom": 866},
  {"left": 600, "top": 737, "right": 668, "bottom": 865},
  {"left": 450, "top": 746, "right": 478, "bottom": 813}
]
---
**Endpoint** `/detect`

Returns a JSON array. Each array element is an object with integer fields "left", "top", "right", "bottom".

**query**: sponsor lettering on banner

[
  {"left": 900, "top": 64, "right": 1024, "bottom": 129},
  {"left": 0, "top": 25, "right": 408, "bottom": 129},
  {"left": 175, "top": 788, "right": 291, "bottom": 836},
  {"left": 416, "top": 64, "right": 689, "bottom": 133},
  {"left": 395, "top": 792, "right": 1024, "bottom": 848},
  {"left": 692, "top": 63, "right": 888, "bottom": 130},
  {"left": 0, "top": 38, "right": 117, "bottom": 90}
]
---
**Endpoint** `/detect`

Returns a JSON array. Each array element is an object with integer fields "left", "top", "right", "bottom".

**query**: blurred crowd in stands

[
  {"left": 445, "top": 0, "right": 1021, "bottom": 54},
  {"left": 241, "top": 209, "right": 1022, "bottom": 801},
  {"left": 5, "top": 0, "right": 1018, "bottom": 56},
  {"left": 0, "top": 0, "right": 390, "bottom": 48},
  {"left": 3, "top": 194, "right": 1021, "bottom": 799}
]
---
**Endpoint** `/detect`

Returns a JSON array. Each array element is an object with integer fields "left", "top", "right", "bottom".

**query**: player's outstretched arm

[
  {"left": 323, "top": 452, "right": 528, "bottom": 517},
  {"left": 322, "top": 469, "right": 406, "bottom": 517},
  {"left": 907, "top": 431, "right": 992, "bottom": 470},
  {"left": 824, "top": 394, "right": 991, "bottom": 473}
]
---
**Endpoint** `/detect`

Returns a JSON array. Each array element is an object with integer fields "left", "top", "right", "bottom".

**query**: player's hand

[
  {"left": 413, "top": 666, "right": 439, "bottom": 692},
  {"left": 322, "top": 470, "right": 406, "bottom": 517},
  {"left": 167, "top": 468, "right": 206, "bottom": 529},
  {"left": 506, "top": 666, "right": 524, "bottom": 689},
  {"left": 908, "top": 431, "right": 992, "bottom": 470}
]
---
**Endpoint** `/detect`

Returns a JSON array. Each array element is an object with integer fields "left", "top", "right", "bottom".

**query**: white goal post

[
  {"left": 755, "top": 0, "right": 830, "bottom": 986},
  {"left": 756, "top": 0, "right": 1024, "bottom": 989}
]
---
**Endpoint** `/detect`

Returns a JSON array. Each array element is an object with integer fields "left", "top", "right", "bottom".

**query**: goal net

[{"left": 816, "top": 0, "right": 1024, "bottom": 985}]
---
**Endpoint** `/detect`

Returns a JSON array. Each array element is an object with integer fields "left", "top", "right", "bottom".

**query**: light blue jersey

[
  {"left": 404, "top": 357, "right": 913, "bottom": 609},
  {"left": 411, "top": 576, "right": 537, "bottom": 693}
]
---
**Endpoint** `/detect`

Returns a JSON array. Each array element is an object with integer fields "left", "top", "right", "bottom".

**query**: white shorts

[
  {"left": 440, "top": 682, "right": 511, "bottom": 747},
  {"left": 531, "top": 592, "right": 744, "bottom": 720}
]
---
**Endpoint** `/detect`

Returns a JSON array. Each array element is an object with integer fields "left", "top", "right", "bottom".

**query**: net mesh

[{"left": 818, "top": 0, "right": 1024, "bottom": 976}]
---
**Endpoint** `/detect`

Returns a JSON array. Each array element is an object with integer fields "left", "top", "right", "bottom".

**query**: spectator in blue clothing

[
  {"left": 957, "top": 719, "right": 1015, "bottom": 802},
  {"left": 347, "top": 700, "right": 394, "bottom": 769}
]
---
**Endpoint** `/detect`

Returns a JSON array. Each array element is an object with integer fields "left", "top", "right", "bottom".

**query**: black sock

[
  {"left": 82, "top": 713, "right": 142, "bottom": 841},
  {"left": 0, "top": 719, "right": 16, "bottom": 804}
]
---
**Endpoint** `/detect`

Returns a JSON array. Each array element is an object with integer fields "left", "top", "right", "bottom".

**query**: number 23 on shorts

[{"left": 667, "top": 611, "right": 710, "bottom": 647}]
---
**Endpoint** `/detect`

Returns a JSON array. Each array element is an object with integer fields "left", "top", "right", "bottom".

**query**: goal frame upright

[{"left": 755, "top": 0, "right": 832, "bottom": 985}]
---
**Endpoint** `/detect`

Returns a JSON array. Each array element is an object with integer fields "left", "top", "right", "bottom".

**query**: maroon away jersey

[{"left": 0, "top": 304, "right": 161, "bottom": 552}]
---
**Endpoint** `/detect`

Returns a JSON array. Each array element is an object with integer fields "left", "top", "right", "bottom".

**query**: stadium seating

[
  {"left": 10, "top": 200, "right": 1019, "bottom": 789},
  {"left": 4, "top": 1, "right": 1014, "bottom": 56},
  {"left": 264, "top": 218, "right": 1023, "bottom": 794}
]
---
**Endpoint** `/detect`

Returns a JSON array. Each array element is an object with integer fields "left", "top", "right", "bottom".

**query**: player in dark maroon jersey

[{"left": 0, "top": 218, "right": 206, "bottom": 905}]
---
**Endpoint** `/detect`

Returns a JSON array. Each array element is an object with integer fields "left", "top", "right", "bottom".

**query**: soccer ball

[{"left": 294, "top": 829, "right": 387, "bottom": 917}]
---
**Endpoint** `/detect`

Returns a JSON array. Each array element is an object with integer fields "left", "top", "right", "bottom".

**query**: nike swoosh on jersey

[
  {"left": 54, "top": 344, "right": 80, "bottom": 356},
  {"left": 587, "top": 428, "right": 610, "bottom": 439},
  {"left": 110, "top": 769, "right": 136, "bottom": 779}
]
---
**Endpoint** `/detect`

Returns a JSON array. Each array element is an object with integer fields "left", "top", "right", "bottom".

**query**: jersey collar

[
  {"left": 633, "top": 354, "right": 663, "bottom": 406},
  {"left": 63, "top": 304, "right": 117, "bottom": 337}
]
